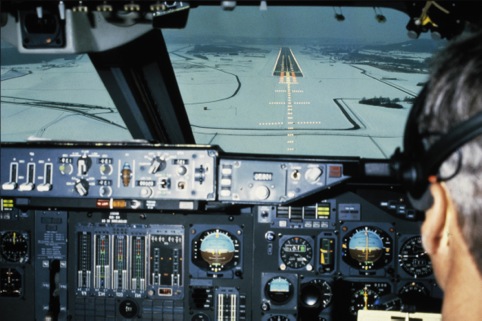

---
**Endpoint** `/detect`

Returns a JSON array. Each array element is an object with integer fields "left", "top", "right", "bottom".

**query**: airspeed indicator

[{"left": 280, "top": 236, "right": 313, "bottom": 270}]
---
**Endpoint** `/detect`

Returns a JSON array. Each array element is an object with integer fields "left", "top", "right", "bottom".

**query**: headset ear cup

[
  {"left": 407, "top": 187, "right": 434, "bottom": 212},
  {"left": 400, "top": 161, "right": 433, "bottom": 214}
]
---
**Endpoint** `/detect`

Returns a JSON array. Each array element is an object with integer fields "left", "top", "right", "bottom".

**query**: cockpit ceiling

[{"left": 1, "top": 1, "right": 482, "bottom": 54}]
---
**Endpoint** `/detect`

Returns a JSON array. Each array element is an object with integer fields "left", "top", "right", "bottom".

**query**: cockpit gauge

[
  {"left": 280, "top": 236, "right": 313, "bottom": 270},
  {"left": 399, "top": 281, "right": 443, "bottom": 312},
  {"left": 300, "top": 279, "right": 333, "bottom": 309},
  {"left": 399, "top": 282, "right": 430, "bottom": 307},
  {"left": 398, "top": 236, "right": 432, "bottom": 278},
  {"left": 0, "top": 231, "right": 29, "bottom": 263},
  {"left": 0, "top": 268, "right": 22, "bottom": 297},
  {"left": 399, "top": 282, "right": 429, "bottom": 299},
  {"left": 348, "top": 282, "right": 391, "bottom": 316},
  {"left": 193, "top": 229, "right": 240, "bottom": 273},
  {"left": 265, "top": 276, "right": 294, "bottom": 305},
  {"left": 350, "top": 286, "right": 379, "bottom": 315},
  {"left": 341, "top": 226, "right": 392, "bottom": 271}
]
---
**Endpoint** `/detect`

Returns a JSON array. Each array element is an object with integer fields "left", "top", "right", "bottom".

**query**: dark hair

[{"left": 418, "top": 30, "right": 482, "bottom": 275}]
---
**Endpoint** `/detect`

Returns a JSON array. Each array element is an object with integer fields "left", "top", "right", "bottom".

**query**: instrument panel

[{"left": 0, "top": 143, "right": 442, "bottom": 321}]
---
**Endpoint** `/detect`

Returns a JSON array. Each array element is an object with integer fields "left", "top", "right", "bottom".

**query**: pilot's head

[{"left": 415, "top": 30, "right": 482, "bottom": 289}]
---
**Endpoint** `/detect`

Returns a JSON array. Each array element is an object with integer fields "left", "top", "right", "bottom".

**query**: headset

[{"left": 390, "top": 84, "right": 482, "bottom": 212}]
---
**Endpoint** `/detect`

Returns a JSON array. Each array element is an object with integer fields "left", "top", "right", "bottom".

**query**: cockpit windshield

[
  {"left": 0, "top": 41, "right": 133, "bottom": 142},
  {"left": 163, "top": 6, "right": 444, "bottom": 158},
  {"left": 1, "top": 5, "right": 445, "bottom": 158}
]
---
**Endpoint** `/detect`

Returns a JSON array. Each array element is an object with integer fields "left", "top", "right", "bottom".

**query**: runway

[
  {"left": 266, "top": 47, "right": 361, "bottom": 153},
  {"left": 273, "top": 47, "right": 304, "bottom": 83},
  {"left": 134, "top": 44, "right": 428, "bottom": 157}
]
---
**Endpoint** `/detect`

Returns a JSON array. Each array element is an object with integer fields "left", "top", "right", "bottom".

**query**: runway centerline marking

[{"left": 261, "top": 47, "right": 322, "bottom": 151}]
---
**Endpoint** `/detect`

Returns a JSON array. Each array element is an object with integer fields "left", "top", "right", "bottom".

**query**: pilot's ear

[{"left": 421, "top": 181, "right": 450, "bottom": 255}]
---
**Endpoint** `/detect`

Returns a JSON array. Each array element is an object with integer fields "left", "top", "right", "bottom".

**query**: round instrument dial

[
  {"left": 193, "top": 229, "right": 240, "bottom": 273},
  {"left": 399, "top": 236, "right": 432, "bottom": 278},
  {"left": 348, "top": 282, "right": 391, "bottom": 316},
  {"left": 300, "top": 279, "right": 333, "bottom": 309},
  {"left": 342, "top": 226, "right": 392, "bottom": 270},
  {"left": 399, "top": 282, "right": 429, "bottom": 296},
  {"left": 265, "top": 276, "right": 294, "bottom": 304},
  {"left": 280, "top": 236, "right": 313, "bottom": 269},
  {"left": 350, "top": 286, "right": 379, "bottom": 315},
  {"left": 399, "top": 282, "right": 430, "bottom": 307},
  {"left": 0, "top": 268, "right": 22, "bottom": 297},
  {"left": 0, "top": 231, "right": 29, "bottom": 263}
]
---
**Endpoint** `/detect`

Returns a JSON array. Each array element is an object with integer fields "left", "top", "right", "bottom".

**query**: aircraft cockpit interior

[{"left": 1, "top": 1, "right": 482, "bottom": 320}]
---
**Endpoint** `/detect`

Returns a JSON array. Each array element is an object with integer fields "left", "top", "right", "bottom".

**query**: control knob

[
  {"left": 100, "top": 164, "right": 113, "bottom": 176},
  {"left": 59, "top": 163, "right": 73, "bottom": 175},
  {"left": 305, "top": 166, "right": 324, "bottom": 183},
  {"left": 74, "top": 179, "right": 89, "bottom": 196},
  {"left": 77, "top": 155, "right": 92, "bottom": 176},
  {"left": 149, "top": 157, "right": 166, "bottom": 174},
  {"left": 99, "top": 186, "right": 112, "bottom": 197},
  {"left": 255, "top": 185, "right": 270, "bottom": 200}
]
